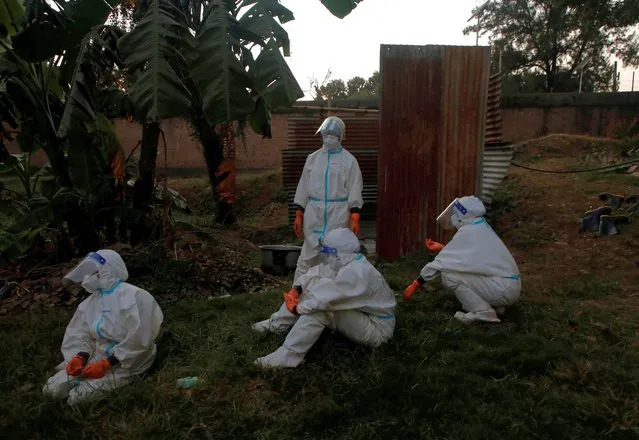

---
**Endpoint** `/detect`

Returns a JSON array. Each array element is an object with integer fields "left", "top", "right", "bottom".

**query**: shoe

[
  {"left": 454, "top": 310, "right": 501, "bottom": 324},
  {"left": 254, "top": 347, "right": 305, "bottom": 369}
]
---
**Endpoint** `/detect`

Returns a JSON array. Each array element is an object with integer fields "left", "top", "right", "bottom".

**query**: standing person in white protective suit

[
  {"left": 42, "top": 250, "right": 163, "bottom": 405},
  {"left": 403, "top": 196, "right": 521, "bottom": 324},
  {"left": 251, "top": 116, "right": 364, "bottom": 333},
  {"left": 254, "top": 228, "right": 396, "bottom": 368}
]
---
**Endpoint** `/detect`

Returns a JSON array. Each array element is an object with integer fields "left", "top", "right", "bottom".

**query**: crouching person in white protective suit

[
  {"left": 42, "top": 250, "right": 163, "bottom": 405},
  {"left": 254, "top": 228, "right": 396, "bottom": 368},
  {"left": 252, "top": 116, "right": 363, "bottom": 333},
  {"left": 403, "top": 196, "right": 521, "bottom": 324}
]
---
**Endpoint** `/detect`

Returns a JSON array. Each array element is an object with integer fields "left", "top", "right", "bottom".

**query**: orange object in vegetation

[{"left": 216, "top": 158, "right": 236, "bottom": 204}]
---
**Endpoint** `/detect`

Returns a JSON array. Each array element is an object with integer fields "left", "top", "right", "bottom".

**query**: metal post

[
  {"left": 613, "top": 61, "right": 618, "bottom": 91},
  {"left": 476, "top": 16, "right": 480, "bottom": 46},
  {"left": 579, "top": 68, "right": 583, "bottom": 93},
  {"left": 632, "top": 71, "right": 635, "bottom": 92}
]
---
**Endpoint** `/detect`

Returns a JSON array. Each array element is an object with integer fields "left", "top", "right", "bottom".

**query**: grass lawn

[{"left": 1, "top": 135, "right": 638, "bottom": 439}]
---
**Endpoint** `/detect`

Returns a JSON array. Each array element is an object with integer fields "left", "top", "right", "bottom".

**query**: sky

[{"left": 278, "top": 0, "right": 636, "bottom": 99}]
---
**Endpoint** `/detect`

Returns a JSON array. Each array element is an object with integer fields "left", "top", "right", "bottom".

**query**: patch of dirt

[
  {"left": 496, "top": 135, "right": 639, "bottom": 303},
  {"left": 513, "top": 134, "right": 636, "bottom": 165},
  {"left": 0, "top": 226, "right": 286, "bottom": 317}
]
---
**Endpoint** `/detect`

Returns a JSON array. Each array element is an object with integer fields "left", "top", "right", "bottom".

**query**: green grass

[
  {"left": 585, "top": 171, "right": 639, "bottom": 187},
  {"left": 2, "top": 273, "right": 639, "bottom": 439},
  {"left": 2, "top": 166, "right": 639, "bottom": 439}
]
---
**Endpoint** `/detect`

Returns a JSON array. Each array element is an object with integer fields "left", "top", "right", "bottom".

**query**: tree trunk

[
  {"left": 130, "top": 122, "right": 160, "bottom": 245},
  {"left": 215, "top": 122, "right": 236, "bottom": 226},
  {"left": 194, "top": 118, "right": 236, "bottom": 226}
]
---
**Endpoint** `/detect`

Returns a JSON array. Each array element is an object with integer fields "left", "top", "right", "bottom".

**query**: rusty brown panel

[
  {"left": 437, "top": 46, "right": 490, "bottom": 244},
  {"left": 377, "top": 45, "right": 445, "bottom": 261},
  {"left": 485, "top": 72, "right": 503, "bottom": 144},
  {"left": 288, "top": 117, "right": 379, "bottom": 149},
  {"left": 438, "top": 46, "right": 489, "bottom": 242}
]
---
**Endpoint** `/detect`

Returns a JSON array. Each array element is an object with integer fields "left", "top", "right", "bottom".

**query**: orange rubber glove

[
  {"left": 283, "top": 288, "right": 300, "bottom": 315},
  {"left": 350, "top": 213, "right": 361, "bottom": 236},
  {"left": 403, "top": 280, "right": 421, "bottom": 301},
  {"left": 82, "top": 359, "right": 112, "bottom": 379},
  {"left": 425, "top": 238, "right": 445, "bottom": 252},
  {"left": 294, "top": 210, "right": 304, "bottom": 238},
  {"left": 65, "top": 353, "right": 88, "bottom": 377}
]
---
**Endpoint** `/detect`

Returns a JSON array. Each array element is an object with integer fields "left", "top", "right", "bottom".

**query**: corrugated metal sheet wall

[
  {"left": 485, "top": 72, "right": 503, "bottom": 144},
  {"left": 481, "top": 143, "right": 514, "bottom": 204},
  {"left": 377, "top": 44, "right": 490, "bottom": 261},
  {"left": 287, "top": 117, "right": 379, "bottom": 149},
  {"left": 481, "top": 72, "right": 514, "bottom": 205}
]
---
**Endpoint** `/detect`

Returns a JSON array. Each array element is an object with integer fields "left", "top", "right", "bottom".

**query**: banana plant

[{"left": 0, "top": 0, "right": 366, "bottom": 258}]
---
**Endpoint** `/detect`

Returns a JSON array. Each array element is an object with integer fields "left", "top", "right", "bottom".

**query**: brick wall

[
  {"left": 501, "top": 92, "right": 639, "bottom": 142},
  {"left": 7, "top": 115, "right": 291, "bottom": 170},
  {"left": 112, "top": 116, "right": 291, "bottom": 171},
  {"left": 7, "top": 92, "right": 639, "bottom": 170}
]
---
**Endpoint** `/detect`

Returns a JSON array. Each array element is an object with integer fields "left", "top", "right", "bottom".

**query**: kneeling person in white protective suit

[
  {"left": 42, "top": 250, "right": 163, "bottom": 405},
  {"left": 403, "top": 196, "right": 521, "bottom": 324},
  {"left": 254, "top": 228, "right": 396, "bottom": 368}
]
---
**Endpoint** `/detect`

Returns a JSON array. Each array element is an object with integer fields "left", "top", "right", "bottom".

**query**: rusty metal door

[{"left": 377, "top": 44, "right": 490, "bottom": 261}]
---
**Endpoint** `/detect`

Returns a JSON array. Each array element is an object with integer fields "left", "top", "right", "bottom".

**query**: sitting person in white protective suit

[
  {"left": 403, "top": 196, "right": 521, "bottom": 324},
  {"left": 42, "top": 250, "right": 163, "bottom": 405},
  {"left": 254, "top": 228, "right": 396, "bottom": 369},
  {"left": 252, "top": 116, "right": 363, "bottom": 333}
]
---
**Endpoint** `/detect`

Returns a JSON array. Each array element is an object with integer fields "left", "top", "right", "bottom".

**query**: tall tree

[
  {"left": 346, "top": 76, "right": 365, "bottom": 96},
  {"left": 465, "top": 0, "right": 639, "bottom": 92}
]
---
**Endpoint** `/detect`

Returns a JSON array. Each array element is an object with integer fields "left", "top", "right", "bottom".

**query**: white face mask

[
  {"left": 322, "top": 134, "right": 341, "bottom": 150},
  {"left": 81, "top": 274, "right": 101, "bottom": 293}
]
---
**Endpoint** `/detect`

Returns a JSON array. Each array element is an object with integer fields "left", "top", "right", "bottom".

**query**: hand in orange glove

[
  {"left": 403, "top": 280, "right": 421, "bottom": 301},
  {"left": 283, "top": 288, "right": 300, "bottom": 315},
  {"left": 82, "top": 359, "right": 112, "bottom": 379},
  {"left": 350, "top": 213, "right": 360, "bottom": 236},
  {"left": 294, "top": 210, "right": 304, "bottom": 238},
  {"left": 425, "top": 238, "right": 445, "bottom": 252},
  {"left": 65, "top": 352, "right": 89, "bottom": 376}
]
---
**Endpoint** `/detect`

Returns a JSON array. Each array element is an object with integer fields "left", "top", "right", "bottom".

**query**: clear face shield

[
  {"left": 436, "top": 198, "right": 468, "bottom": 230},
  {"left": 64, "top": 252, "right": 107, "bottom": 283},
  {"left": 319, "top": 245, "right": 338, "bottom": 266},
  {"left": 315, "top": 118, "right": 344, "bottom": 141}
]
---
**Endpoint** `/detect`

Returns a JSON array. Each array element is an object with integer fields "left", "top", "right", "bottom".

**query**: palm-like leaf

[
  {"left": 191, "top": 0, "right": 255, "bottom": 125},
  {"left": 12, "top": 0, "right": 118, "bottom": 62},
  {"left": 118, "top": 0, "right": 193, "bottom": 122},
  {"left": 238, "top": 0, "right": 294, "bottom": 55},
  {"left": 251, "top": 40, "right": 303, "bottom": 111},
  {"left": 58, "top": 25, "right": 124, "bottom": 137}
]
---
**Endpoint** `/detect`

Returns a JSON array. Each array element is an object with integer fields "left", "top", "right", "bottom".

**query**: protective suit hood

[
  {"left": 319, "top": 228, "right": 361, "bottom": 271},
  {"left": 437, "top": 195, "right": 487, "bottom": 230},
  {"left": 315, "top": 116, "right": 345, "bottom": 141},
  {"left": 64, "top": 249, "right": 129, "bottom": 292}
]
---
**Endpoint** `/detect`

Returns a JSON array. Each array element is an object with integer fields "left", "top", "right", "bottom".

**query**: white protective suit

[
  {"left": 42, "top": 250, "right": 163, "bottom": 405},
  {"left": 421, "top": 196, "right": 521, "bottom": 323},
  {"left": 293, "top": 116, "right": 364, "bottom": 283},
  {"left": 255, "top": 228, "right": 396, "bottom": 368}
]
